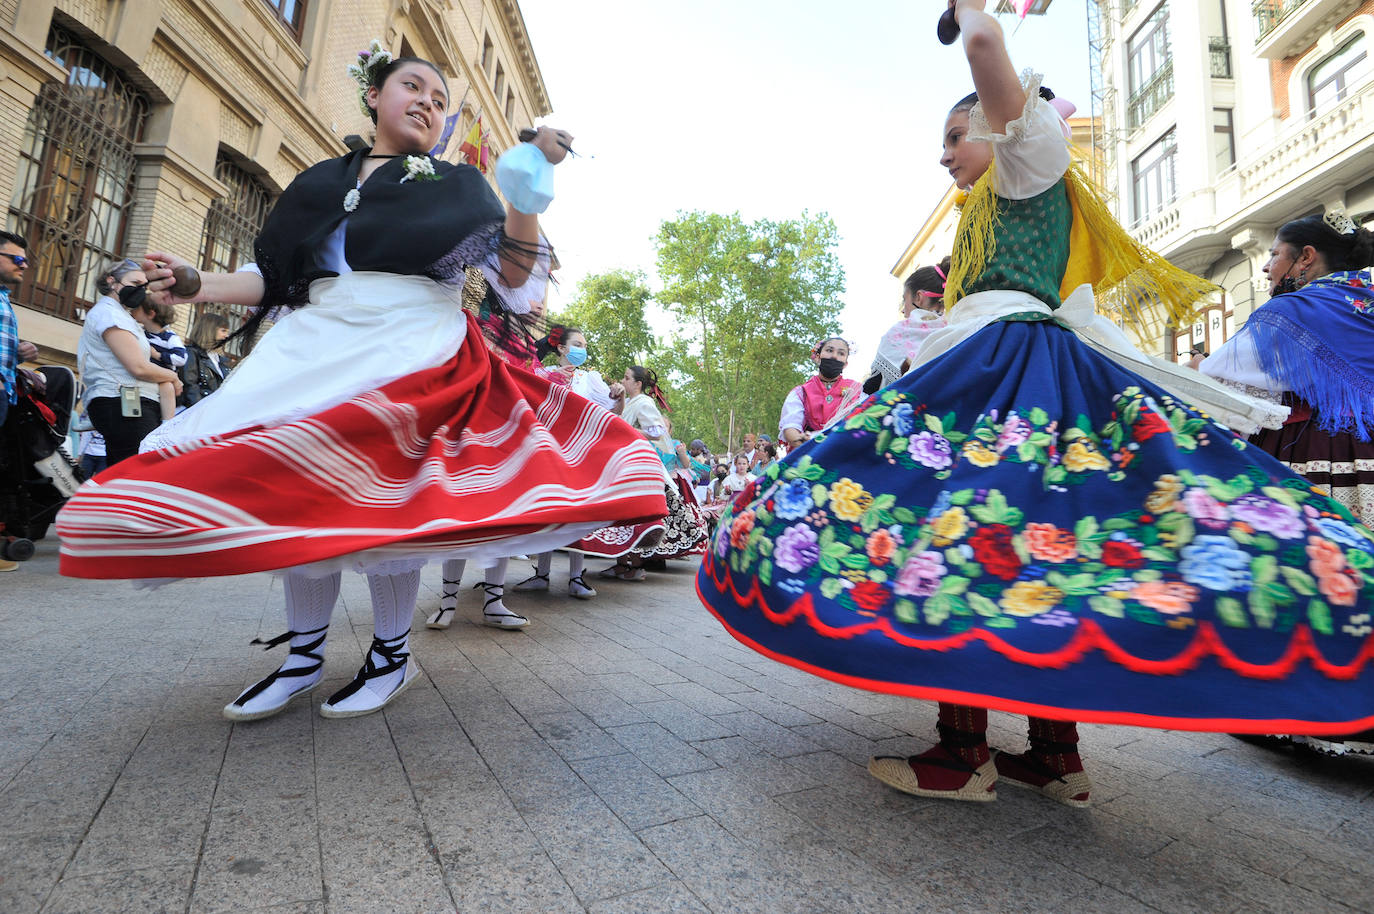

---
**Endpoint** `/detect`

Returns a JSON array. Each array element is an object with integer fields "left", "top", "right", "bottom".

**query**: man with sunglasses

[{"left": 0, "top": 230, "right": 39, "bottom": 431}]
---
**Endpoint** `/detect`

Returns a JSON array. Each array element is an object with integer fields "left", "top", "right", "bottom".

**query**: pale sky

[{"left": 519, "top": 0, "right": 1091, "bottom": 377}]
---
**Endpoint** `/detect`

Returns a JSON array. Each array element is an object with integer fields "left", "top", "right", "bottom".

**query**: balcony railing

[
  {"left": 1209, "top": 38, "right": 1233, "bottom": 78},
  {"left": 1127, "top": 59, "right": 1174, "bottom": 130},
  {"left": 1252, "top": 0, "right": 1309, "bottom": 43}
]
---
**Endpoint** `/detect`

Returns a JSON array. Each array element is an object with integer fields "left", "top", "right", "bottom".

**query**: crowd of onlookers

[{"left": 685, "top": 431, "right": 787, "bottom": 526}]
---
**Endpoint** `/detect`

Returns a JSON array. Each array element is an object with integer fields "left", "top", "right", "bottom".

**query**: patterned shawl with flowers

[{"left": 1239, "top": 269, "right": 1374, "bottom": 440}]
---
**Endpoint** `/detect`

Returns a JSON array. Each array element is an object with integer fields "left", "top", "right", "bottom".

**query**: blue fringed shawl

[{"left": 1241, "top": 270, "right": 1374, "bottom": 440}]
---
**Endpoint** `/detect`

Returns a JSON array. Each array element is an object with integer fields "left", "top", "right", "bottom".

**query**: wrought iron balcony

[
  {"left": 1127, "top": 59, "right": 1174, "bottom": 130},
  {"left": 1252, "top": 0, "right": 1308, "bottom": 42},
  {"left": 1209, "top": 38, "right": 1233, "bottom": 78}
]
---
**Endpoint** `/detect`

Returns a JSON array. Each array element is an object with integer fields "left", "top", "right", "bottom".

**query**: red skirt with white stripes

[{"left": 57, "top": 314, "right": 669, "bottom": 579}]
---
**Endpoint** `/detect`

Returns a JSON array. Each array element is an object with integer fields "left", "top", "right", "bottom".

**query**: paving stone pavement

[{"left": 3, "top": 541, "right": 1371, "bottom": 913}]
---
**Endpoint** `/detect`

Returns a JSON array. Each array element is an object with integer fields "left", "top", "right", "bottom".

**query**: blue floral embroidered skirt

[{"left": 696, "top": 318, "right": 1374, "bottom": 733}]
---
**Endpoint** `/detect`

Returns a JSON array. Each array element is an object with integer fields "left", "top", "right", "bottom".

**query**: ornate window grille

[
  {"left": 197, "top": 153, "right": 274, "bottom": 358},
  {"left": 7, "top": 25, "right": 149, "bottom": 323}
]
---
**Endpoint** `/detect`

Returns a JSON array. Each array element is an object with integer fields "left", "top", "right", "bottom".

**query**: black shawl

[{"left": 252, "top": 150, "right": 507, "bottom": 313}]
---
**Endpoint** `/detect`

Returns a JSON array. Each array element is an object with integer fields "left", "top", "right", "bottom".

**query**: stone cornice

[{"left": 497, "top": 0, "right": 551, "bottom": 116}]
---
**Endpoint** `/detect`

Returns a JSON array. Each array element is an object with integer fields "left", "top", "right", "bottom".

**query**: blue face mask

[
  {"left": 495, "top": 142, "right": 554, "bottom": 215},
  {"left": 566, "top": 346, "right": 588, "bottom": 366}
]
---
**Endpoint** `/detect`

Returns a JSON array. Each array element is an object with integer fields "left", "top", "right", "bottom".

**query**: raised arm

[
  {"left": 141, "top": 251, "right": 265, "bottom": 309},
  {"left": 952, "top": 0, "right": 1025, "bottom": 133},
  {"left": 496, "top": 127, "right": 571, "bottom": 289}
]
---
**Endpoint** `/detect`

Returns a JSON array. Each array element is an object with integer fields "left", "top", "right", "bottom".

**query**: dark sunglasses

[{"left": 0, "top": 252, "right": 29, "bottom": 268}]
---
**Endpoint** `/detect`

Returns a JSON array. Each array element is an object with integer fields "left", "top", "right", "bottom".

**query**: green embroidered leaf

[
  {"left": 1016, "top": 442, "right": 1039, "bottom": 463},
  {"left": 1103, "top": 517, "right": 1135, "bottom": 531},
  {"left": 890, "top": 435, "right": 909, "bottom": 453},
  {"left": 1226, "top": 474, "right": 1254, "bottom": 495},
  {"left": 1029, "top": 407, "right": 1050, "bottom": 426},
  {"left": 820, "top": 577, "right": 846, "bottom": 600},
  {"left": 924, "top": 413, "right": 944, "bottom": 434},
  {"left": 1011, "top": 534, "right": 1032, "bottom": 564},
  {"left": 870, "top": 568, "right": 888, "bottom": 584},
  {"left": 1307, "top": 599, "right": 1334, "bottom": 636},
  {"left": 935, "top": 469, "right": 952, "bottom": 480},
  {"left": 1059, "top": 574, "right": 1098, "bottom": 596},
  {"left": 945, "top": 547, "right": 965, "bottom": 566},
  {"left": 1168, "top": 407, "right": 1187, "bottom": 433},
  {"left": 1143, "top": 546, "right": 1174, "bottom": 562},
  {"left": 939, "top": 575, "right": 970, "bottom": 595},
  {"left": 1229, "top": 527, "right": 1256, "bottom": 546},
  {"left": 754, "top": 509, "right": 773, "bottom": 526},
  {"left": 1215, "top": 596, "right": 1248, "bottom": 628},
  {"left": 849, "top": 533, "right": 867, "bottom": 550},
  {"left": 1348, "top": 549, "right": 1374, "bottom": 570},
  {"left": 844, "top": 414, "right": 866, "bottom": 431},
  {"left": 975, "top": 427, "right": 998, "bottom": 444},
  {"left": 860, "top": 510, "right": 881, "bottom": 533},
  {"left": 893, "top": 506, "right": 917, "bottom": 524},
  {"left": 1248, "top": 589, "right": 1276, "bottom": 628},
  {"left": 822, "top": 542, "right": 851, "bottom": 559},
  {"left": 1251, "top": 554, "right": 1278, "bottom": 585},
  {"left": 923, "top": 594, "right": 951, "bottom": 625},
  {"left": 872, "top": 493, "right": 896, "bottom": 511},
  {"left": 968, "top": 592, "right": 1001, "bottom": 618},
  {"left": 949, "top": 489, "right": 975, "bottom": 506},
  {"left": 1262, "top": 581, "right": 1294, "bottom": 605},
  {"left": 841, "top": 553, "right": 870, "bottom": 569},
  {"left": 758, "top": 538, "right": 774, "bottom": 557},
  {"left": 801, "top": 463, "right": 825, "bottom": 481},
  {"left": 863, "top": 415, "right": 883, "bottom": 433},
  {"left": 758, "top": 559, "right": 773, "bottom": 587},
  {"left": 1045, "top": 465, "right": 1068, "bottom": 485},
  {"left": 818, "top": 554, "right": 839, "bottom": 575},
  {"left": 875, "top": 429, "right": 893, "bottom": 455},
  {"left": 942, "top": 411, "right": 957, "bottom": 430},
  {"left": 1078, "top": 538, "right": 1103, "bottom": 560},
  {"left": 1134, "top": 568, "right": 1163, "bottom": 582},
  {"left": 1088, "top": 595, "right": 1125, "bottom": 618},
  {"left": 1074, "top": 516, "right": 1100, "bottom": 542},
  {"left": 985, "top": 616, "right": 1016, "bottom": 628},
  {"left": 895, "top": 598, "right": 919, "bottom": 623},
  {"left": 819, "top": 525, "right": 835, "bottom": 548},
  {"left": 1260, "top": 485, "right": 1300, "bottom": 509}
]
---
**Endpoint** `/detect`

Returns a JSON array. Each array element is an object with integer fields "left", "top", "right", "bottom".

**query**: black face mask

[
  {"left": 118, "top": 283, "right": 149, "bottom": 311},
  {"left": 818, "top": 357, "right": 844, "bottom": 379}
]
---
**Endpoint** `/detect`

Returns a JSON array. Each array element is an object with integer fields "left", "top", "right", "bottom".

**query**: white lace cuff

[{"left": 967, "top": 70, "right": 1070, "bottom": 200}]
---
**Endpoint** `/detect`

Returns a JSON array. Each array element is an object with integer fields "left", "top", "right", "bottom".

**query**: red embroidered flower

[
  {"left": 1102, "top": 540, "right": 1145, "bottom": 569},
  {"left": 850, "top": 580, "right": 890, "bottom": 612},
  {"left": 970, "top": 523, "right": 1021, "bottom": 581},
  {"left": 732, "top": 480, "right": 758, "bottom": 511},
  {"left": 729, "top": 510, "right": 755, "bottom": 549},
  {"left": 1349, "top": 277, "right": 1366, "bottom": 288},
  {"left": 1132, "top": 409, "right": 1171, "bottom": 443}
]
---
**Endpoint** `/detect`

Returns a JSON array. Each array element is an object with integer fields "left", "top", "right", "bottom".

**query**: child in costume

[
  {"left": 57, "top": 45, "right": 667, "bottom": 721},
  {"left": 864, "top": 258, "right": 949, "bottom": 395},
  {"left": 778, "top": 337, "right": 864, "bottom": 447},
  {"left": 696, "top": 0, "right": 1374, "bottom": 806}
]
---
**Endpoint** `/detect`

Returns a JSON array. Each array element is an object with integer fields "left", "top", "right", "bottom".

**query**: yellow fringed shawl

[{"left": 942, "top": 158, "right": 1218, "bottom": 332}]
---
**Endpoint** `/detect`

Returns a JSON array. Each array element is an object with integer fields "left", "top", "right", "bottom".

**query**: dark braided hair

[
  {"left": 1276, "top": 214, "right": 1374, "bottom": 274},
  {"left": 950, "top": 84, "right": 1058, "bottom": 116},
  {"left": 536, "top": 323, "right": 579, "bottom": 360},
  {"left": 628, "top": 365, "right": 671, "bottom": 412},
  {"left": 365, "top": 57, "right": 448, "bottom": 125}
]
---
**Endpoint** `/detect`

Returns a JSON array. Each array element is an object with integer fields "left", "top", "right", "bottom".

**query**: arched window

[
  {"left": 197, "top": 153, "right": 274, "bottom": 358},
  {"left": 1308, "top": 33, "right": 1370, "bottom": 117},
  {"left": 7, "top": 25, "right": 149, "bottom": 322}
]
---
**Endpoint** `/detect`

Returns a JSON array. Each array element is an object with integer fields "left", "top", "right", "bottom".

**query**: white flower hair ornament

[
  {"left": 1324, "top": 209, "right": 1358, "bottom": 236},
  {"left": 346, "top": 39, "right": 393, "bottom": 119}
]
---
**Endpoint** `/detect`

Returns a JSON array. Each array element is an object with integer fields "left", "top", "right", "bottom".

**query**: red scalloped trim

[
  {"left": 698, "top": 550, "right": 1374, "bottom": 681},
  {"left": 695, "top": 583, "right": 1374, "bottom": 735}
]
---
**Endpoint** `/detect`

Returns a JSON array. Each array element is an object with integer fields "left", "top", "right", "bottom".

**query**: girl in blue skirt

[{"left": 696, "top": 0, "right": 1374, "bottom": 805}]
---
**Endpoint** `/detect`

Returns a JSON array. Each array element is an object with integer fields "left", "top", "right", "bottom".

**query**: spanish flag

[{"left": 458, "top": 115, "right": 483, "bottom": 169}]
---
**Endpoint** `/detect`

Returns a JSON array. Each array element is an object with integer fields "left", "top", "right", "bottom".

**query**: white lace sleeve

[
  {"left": 1198, "top": 329, "right": 1287, "bottom": 395},
  {"left": 478, "top": 241, "right": 550, "bottom": 316},
  {"left": 967, "top": 70, "right": 1071, "bottom": 201},
  {"left": 778, "top": 387, "right": 804, "bottom": 438}
]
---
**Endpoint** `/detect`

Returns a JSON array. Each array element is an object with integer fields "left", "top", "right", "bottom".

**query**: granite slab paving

[{"left": 1, "top": 544, "right": 1371, "bottom": 913}]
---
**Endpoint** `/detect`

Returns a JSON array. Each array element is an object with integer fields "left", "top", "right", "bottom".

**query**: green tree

[
  {"left": 552, "top": 269, "right": 657, "bottom": 378},
  {"left": 654, "top": 211, "right": 845, "bottom": 452}
]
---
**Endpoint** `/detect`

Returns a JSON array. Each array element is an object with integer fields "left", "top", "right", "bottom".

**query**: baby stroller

[{"left": 0, "top": 365, "right": 82, "bottom": 560}]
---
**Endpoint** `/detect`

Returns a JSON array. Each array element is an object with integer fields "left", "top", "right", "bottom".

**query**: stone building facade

[
  {"left": 1096, "top": 0, "right": 1374, "bottom": 360},
  {"left": 0, "top": 0, "right": 550, "bottom": 366}
]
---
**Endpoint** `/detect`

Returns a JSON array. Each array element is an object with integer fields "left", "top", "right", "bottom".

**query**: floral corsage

[{"left": 400, "top": 155, "right": 440, "bottom": 183}]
